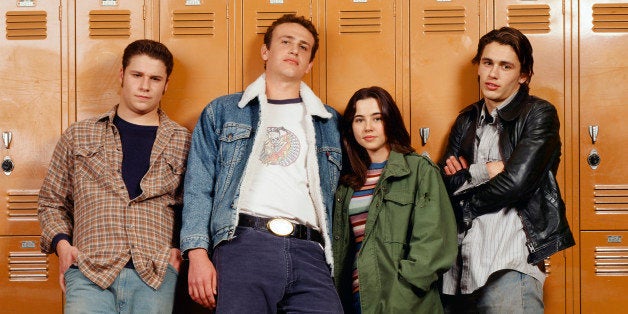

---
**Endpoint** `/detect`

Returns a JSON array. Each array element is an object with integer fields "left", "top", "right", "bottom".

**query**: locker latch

[{"left": 588, "top": 125, "right": 599, "bottom": 144}]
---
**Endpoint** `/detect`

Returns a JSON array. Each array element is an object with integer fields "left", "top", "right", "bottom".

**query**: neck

[
  {"left": 265, "top": 75, "right": 301, "bottom": 100},
  {"left": 116, "top": 106, "right": 160, "bottom": 126}
]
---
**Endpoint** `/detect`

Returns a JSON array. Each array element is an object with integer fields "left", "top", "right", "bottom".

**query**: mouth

[
  {"left": 363, "top": 136, "right": 376, "bottom": 141},
  {"left": 284, "top": 58, "right": 299, "bottom": 65},
  {"left": 136, "top": 95, "right": 151, "bottom": 101},
  {"left": 485, "top": 82, "right": 500, "bottom": 91}
]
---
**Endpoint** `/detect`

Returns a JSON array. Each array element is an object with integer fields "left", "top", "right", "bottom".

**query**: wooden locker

[
  {"left": 581, "top": 231, "right": 628, "bottom": 313},
  {"left": 494, "top": 1, "right": 570, "bottom": 313},
  {"left": 409, "top": 0, "right": 481, "bottom": 160},
  {"left": 0, "top": 1, "right": 63, "bottom": 236},
  {"left": 323, "top": 0, "right": 399, "bottom": 113},
  {"left": 239, "top": 0, "right": 317, "bottom": 91},
  {"left": 157, "top": 0, "right": 230, "bottom": 130},
  {"left": 0, "top": 236, "right": 62, "bottom": 313},
  {"left": 578, "top": 1, "right": 628, "bottom": 231},
  {"left": 75, "top": 0, "right": 147, "bottom": 120}
]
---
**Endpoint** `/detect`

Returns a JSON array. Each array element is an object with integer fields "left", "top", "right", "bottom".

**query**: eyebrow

[
  {"left": 280, "top": 35, "right": 312, "bottom": 47},
  {"left": 481, "top": 57, "right": 515, "bottom": 67}
]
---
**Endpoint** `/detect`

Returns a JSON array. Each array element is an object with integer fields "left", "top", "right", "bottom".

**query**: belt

[{"left": 238, "top": 213, "right": 323, "bottom": 245}]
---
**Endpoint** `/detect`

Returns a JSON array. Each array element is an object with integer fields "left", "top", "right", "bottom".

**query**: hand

[
  {"left": 444, "top": 155, "right": 468, "bottom": 176},
  {"left": 169, "top": 248, "right": 183, "bottom": 273},
  {"left": 187, "top": 249, "right": 217, "bottom": 309},
  {"left": 56, "top": 240, "right": 79, "bottom": 293},
  {"left": 486, "top": 161, "right": 505, "bottom": 178}
]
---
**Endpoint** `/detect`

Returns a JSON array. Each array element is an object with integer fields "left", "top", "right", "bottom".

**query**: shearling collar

[{"left": 237, "top": 74, "right": 332, "bottom": 119}]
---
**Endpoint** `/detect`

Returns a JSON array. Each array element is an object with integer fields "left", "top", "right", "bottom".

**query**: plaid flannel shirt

[{"left": 38, "top": 106, "right": 191, "bottom": 289}]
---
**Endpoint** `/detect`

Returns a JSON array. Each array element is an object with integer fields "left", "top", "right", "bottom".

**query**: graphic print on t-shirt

[{"left": 259, "top": 126, "right": 300, "bottom": 166}]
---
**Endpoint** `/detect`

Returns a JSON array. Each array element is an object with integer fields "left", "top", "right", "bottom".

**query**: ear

[
  {"left": 119, "top": 67, "right": 124, "bottom": 86},
  {"left": 261, "top": 44, "right": 269, "bottom": 61},
  {"left": 163, "top": 78, "right": 170, "bottom": 95},
  {"left": 305, "top": 61, "right": 314, "bottom": 74},
  {"left": 518, "top": 73, "right": 528, "bottom": 85}
]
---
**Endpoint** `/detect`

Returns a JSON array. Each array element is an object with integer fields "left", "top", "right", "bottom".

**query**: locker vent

[
  {"left": 593, "top": 3, "right": 628, "bottom": 33},
  {"left": 594, "top": 185, "right": 628, "bottom": 214},
  {"left": 172, "top": 10, "right": 215, "bottom": 36},
  {"left": 5, "top": 11, "right": 47, "bottom": 40},
  {"left": 339, "top": 10, "right": 382, "bottom": 34},
  {"left": 594, "top": 246, "right": 628, "bottom": 275},
  {"left": 507, "top": 5, "right": 551, "bottom": 34},
  {"left": 9, "top": 251, "right": 49, "bottom": 281},
  {"left": 89, "top": 10, "right": 131, "bottom": 38},
  {"left": 422, "top": 6, "right": 466, "bottom": 33},
  {"left": 7, "top": 190, "right": 39, "bottom": 222},
  {"left": 255, "top": 11, "right": 298, "bottom": 34}
]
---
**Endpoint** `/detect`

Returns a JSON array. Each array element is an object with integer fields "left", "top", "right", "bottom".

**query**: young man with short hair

[
  {"left": 439, "top": 27, "right": 575, "bottom": 312},
  {"left": 38, "top": 39, "right": 190, "bottom": 313},
  {"left": 181, "top": 14, "right": 343, "bottom": 312}
]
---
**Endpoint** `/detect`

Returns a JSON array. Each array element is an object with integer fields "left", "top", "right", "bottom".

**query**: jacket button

[{"left": 334, "top": 235, "right": 340, "bottom": 240}]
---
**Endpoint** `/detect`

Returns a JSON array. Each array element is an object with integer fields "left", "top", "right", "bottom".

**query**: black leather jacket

[{"left": 439, "top": 87, "right": 575, "bottom": 264}]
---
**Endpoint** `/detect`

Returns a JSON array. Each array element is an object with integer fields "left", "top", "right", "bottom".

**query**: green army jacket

[{"left": 333, "top": 151, "right": 458, "bottom": 313}]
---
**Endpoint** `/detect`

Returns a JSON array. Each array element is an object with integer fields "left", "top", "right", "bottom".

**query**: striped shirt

[
  {"left": 348, "top": 161, "right": 386, "bottom": 295},
  {"left": 442, "top": 99, "right": 545, "bottom": 295},
  {"left": 38, "top": 106, "right": 191, "bottom": 289}
]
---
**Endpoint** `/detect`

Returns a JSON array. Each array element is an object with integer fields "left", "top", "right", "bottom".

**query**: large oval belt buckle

[{"left": 267, "top": 218, "right": 294, "bottom": 236}]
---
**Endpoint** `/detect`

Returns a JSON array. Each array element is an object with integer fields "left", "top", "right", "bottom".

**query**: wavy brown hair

[{"left": 340, "top": 86, "right": 414, "bottom": 190}]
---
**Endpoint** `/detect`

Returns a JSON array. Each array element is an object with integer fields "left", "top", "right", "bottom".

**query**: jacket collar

[
  {"left": 237, "top": 74, "right": 332, "bottom": 119},
  {"left": 496, "top": 85, "right": 530, "bottom": 122},
  {"left": 379, "top": 150, "right": 411, "bottom": 181}
]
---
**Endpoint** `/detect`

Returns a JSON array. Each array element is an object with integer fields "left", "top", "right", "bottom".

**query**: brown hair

[
  {"left": 340, "top": 86, "right": 414, "bottom": 189},
  {"left": 122, "top": 39, "right": 174, "bottom": 78},
  {"left": 472, "top": 27, "right": 534, "bottom": 86},
  {"left": 263, "top": 14, "right": 319, "bottom": 62}
]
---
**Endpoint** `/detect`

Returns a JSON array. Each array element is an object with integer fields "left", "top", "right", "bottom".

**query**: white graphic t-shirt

[{"left": 238, "top": 98, "right": 318, "bottom": 229}]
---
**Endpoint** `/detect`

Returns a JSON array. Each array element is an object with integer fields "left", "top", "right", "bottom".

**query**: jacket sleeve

[
  {"left": 38, "top": 129, "right": 75, "bottom": 254},
  {"left": 439, "top": 112, "right": 473, "bottom": 196},
  {"left": 180, "top": 104, "right": 219, "bottom": 254},
  {"left": 398, "top": 158, "right": 458, "bottom": 292},
  {"left": 470, "top": 101, "right": 561, "bottom": 217}
]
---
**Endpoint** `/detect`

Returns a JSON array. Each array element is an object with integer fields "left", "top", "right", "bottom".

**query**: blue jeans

[
  {"left": 442, "top": 269, "right": 543, "bottom": 314},
  {"left": 213, "top": 226, "right": 343, "bottom": 313},
  {"left": 64, "top": 265, "right": 178, "bottom": 314}
]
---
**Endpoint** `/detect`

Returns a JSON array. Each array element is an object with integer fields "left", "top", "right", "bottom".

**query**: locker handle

[
  {"left": 419, "top": 127, "right": 430, "bottom": 146},
  {"left": 3, "top": 131, "right": 11, "bottom": 149},
  {"left": 589, "top": 125, "right": 598, "bottom": 144}
]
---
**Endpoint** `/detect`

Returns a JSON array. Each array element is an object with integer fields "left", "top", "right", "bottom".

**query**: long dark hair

[{"left": 340, "top": 86, "right": 414, "bottom": 189}]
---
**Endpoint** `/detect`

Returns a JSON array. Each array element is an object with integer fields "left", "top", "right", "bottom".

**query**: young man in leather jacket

[{"left": 438, "top": 27, "right": 575, "bottom": 313}]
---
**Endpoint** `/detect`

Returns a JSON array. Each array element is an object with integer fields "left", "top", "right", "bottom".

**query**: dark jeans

[{"left": 213, "top": 226, "right": 343, "bottom": 314}]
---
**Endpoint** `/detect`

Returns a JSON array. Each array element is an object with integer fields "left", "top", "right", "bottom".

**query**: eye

[
  {"left": 502, "top": 64, "right": 513, "bottom": 70},
  {"left": 132, "top": 73, "right": 142, "bottom": 77},
  {"left": 151, "top": 77, "right": 162, "bottom": 82},
  {"left": 281, "top": 39, "right": 289, "bottom": 44},
  {"left": 353, "top": 117, "right": 364, "bottom": 123},
  {"left": 299, "top": 44, "right": 309, "bottom": 51}
]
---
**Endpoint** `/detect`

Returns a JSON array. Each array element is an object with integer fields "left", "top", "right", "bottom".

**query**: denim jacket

[{"left": 180, "top": 75, "right": 342, "bottom": 265}]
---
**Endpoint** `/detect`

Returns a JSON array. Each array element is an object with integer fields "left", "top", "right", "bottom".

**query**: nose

[
  {"left": 139, "top": 77, "right": 150, "bottom": 91},
  {"left": 488, "top": 64, "right": 499, "bottom": 78},
  {"left": 289, "top": 43, "right": 299, "bottom": 55},
  {"left": 364, "top": 119, "right": 373, "bottom": 131}
]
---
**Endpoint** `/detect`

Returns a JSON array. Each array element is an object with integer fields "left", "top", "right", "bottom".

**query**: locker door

[
  {"left": 1, "top": 1, "right": 64, "bottom": 311},
  {"left": 494, "top": 1, "right": 569, "bottom": 313},
  {"left": 75, "top": 0, "right": 147, "bottom": 120},
  {"left": 581, "top": 231, "right": 628, "bottom": 313},
  {"left": 240, "top": 0, "right": 316, "bottom": 90},
  {"left": 0, "top": 236, "right": 61, "bottom": 313},
  {"left": 158, "top": 0, "right": 229, "bottom": 130},
  {"left": 579, "top": 1, "right": 628, "bottom": 230},
  {"left": 409, "top": 0, "right": 480, "bottom": 159},
  {"left": 0, "top": 1, "right": 63, "bottom": 236},
  {"left": 579, "top": 0, "right": 628, "bottom": 311},
  {"left": 323, "top": 0, "right": 398, "bottom": 112}
]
